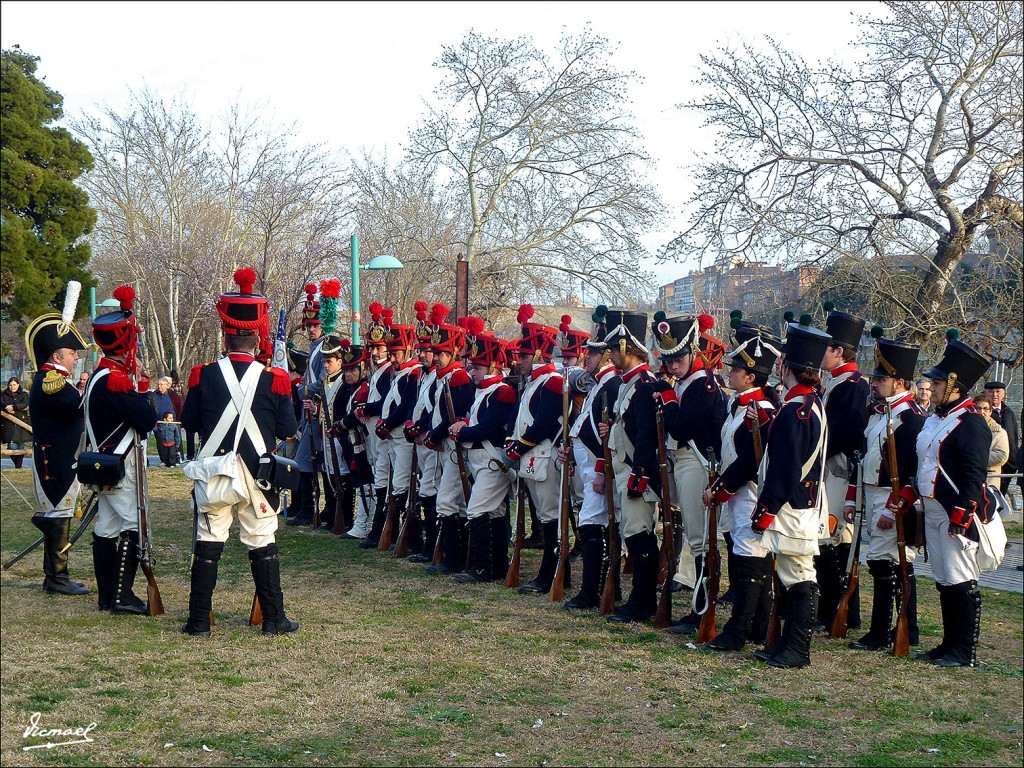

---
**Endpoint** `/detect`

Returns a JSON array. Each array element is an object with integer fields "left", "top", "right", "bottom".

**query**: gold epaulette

[{"left": 42, "top": 370, "right": 67, "bottom": 395}]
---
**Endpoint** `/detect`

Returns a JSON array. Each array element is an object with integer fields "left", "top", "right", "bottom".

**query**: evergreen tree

[{"left": 1, "top": 46, "right": 95, "bottom": 321}]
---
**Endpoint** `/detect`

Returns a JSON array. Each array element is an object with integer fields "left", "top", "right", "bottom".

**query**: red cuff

[
  {"left": 594, "top": 459, "right": 605, "bottom": 474},
  {"left": 712, "top": 485, "right": 734, "bottom": 504},
  {"left": 657, "top": 388, "right": 678, "bottom": 405},
  {"left": 845, "top": 484, "right": 857, "bottom": 503},
  {"left": 751, "top": 505, "right": 775, "bottom": 533},
  {"left": 949, "top": 505, "right": 973, "bottom": 529}
]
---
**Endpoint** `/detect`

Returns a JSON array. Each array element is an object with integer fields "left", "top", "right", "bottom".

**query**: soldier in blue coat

[
  {"left": 23, "top": 285, "right": 91, "bottom": 596},
  {"left": 181, "top": 269, "right": 298, "bottom": 636},
  {"left": 750, "top": 318, "right": 832, "bottom": 668},
  {"left": 83, "top": 286, "right": 159, "bottom": 615}
]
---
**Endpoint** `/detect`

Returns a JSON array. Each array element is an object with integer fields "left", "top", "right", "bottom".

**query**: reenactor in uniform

[
  {"left": 555, "top": 316, "right": 592, "bottom": 561},
  {"left": 331, "top": 340, "right": 372, "bottom": 540},
  {"left": 373, "top": 309, "right": 421, "bottom": 549},
  {"left": 750, "top": 317, "right": 831, "bottom": 668},
  {"left": 816, "top": 304, "right": 870, "bottom": 632},
  {"left": 450, "top": 332, "right": 517, "bottom": 583},
  {"left": 180, "top": 269, "right": 299, "bottom": 636},
  {"left": 404, "top": 303, "right": 459, "bottom": 562},
  {"left": 505, "top": 305, "right": 568, "bottom": 595},
  {"left": 290, "top": 283, "right": 330, "bottom": 527},
  {"left": 599, "top": 310, "right": 661, "bottom": 624},
  {"left": 423, "top": 317, "right": 472, "bottom": 574},
  {"left": 701, "top": 315, "right": 782, "bottom": 651},
  {"left": 909, "top": 330, "right": 991, "bottom": 667},
  {"left": 311, "top": 334, "right": 347, "bottom": 531},
  {"left": 23, "top": 285, "right": 91, "bottom": 596},
  {"left": 653, "top": 313, "right": 728, "bottom": 634},
  {"left": 350, "top": 303, "right": 395, "bottom": 548},
  {"left": 84, "top": 286, "right": 160, "bottom": 614},
  {"left": 847, "top": 327, "right": 926, "bottom": 651},
  {"left": 565, "top": 307, "right": 621, "bottom": 611}
]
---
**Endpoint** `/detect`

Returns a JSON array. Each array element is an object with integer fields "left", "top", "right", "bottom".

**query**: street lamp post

[{"left": 349, "top": 234, "right": 404, "bottom": 342}]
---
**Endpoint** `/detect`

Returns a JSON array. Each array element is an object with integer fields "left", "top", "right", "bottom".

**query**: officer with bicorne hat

[
  {"left": 180, "top": 268, "right": 299, "bottom": 636},
  {"left": 23, "top": 281, "right": 92, "bottom": 596}
]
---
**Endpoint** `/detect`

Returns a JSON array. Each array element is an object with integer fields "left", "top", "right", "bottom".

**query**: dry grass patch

[{"left": 1, "top": 467, "right": 1022, "bottom": 766}]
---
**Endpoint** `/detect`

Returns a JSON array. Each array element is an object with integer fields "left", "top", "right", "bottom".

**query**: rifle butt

[
  {"left": 146, "top": 581, "right": 165, "bottom": 617},
  {"left": 378, "top": 504, "right": 395, "bottom": 550},
  {"left": 209, "top": 610, "right": 216, "bottom": 627},
  {"left": 432, "top": 534, "right": 444, "bottom": 566},
  {"left": 653, "top": 583, "right": 672, "bottom": 629},
  {"left": 504, "top": 551, "right": 521, "bottom": 588},
  {"left": 549, "top": 552, "right": 568, "bottom": 602},
  {"left": 696, "top": 609, "right": 716, "bottom": 644},
  {"left": 332, "top": 499, "right": 346, "bottom": 536},
  {"left": 893, "top": 596, "right": 911, "bottom": 657},
  {"left": 394, "top": 515, "right": 411, "bottom": 558},
  {"left": 249, "top": 593, "right": 263, "bottom": 626}
]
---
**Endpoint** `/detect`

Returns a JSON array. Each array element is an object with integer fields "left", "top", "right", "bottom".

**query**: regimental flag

[{"left": 272, "top": 309, "right": 288, "bottom": 373}]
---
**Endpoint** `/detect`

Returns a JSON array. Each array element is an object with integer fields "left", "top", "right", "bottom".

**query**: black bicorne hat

[
  {"left": 920, "top": 330, "right": 990, "bottom": 393},
  {"left": 823, "top": 302, "right": 865, "bottom": 350},
  {"left": 727, "top": 311, "right": 782, "bottom": 376},
  {"left": 603, "top": 309, "right": 649, "bottom": 353},
  {"left": 783, "top": 318, "right": 832, "bottom": 373},
  {"left": 868, "top": 325, "right": 920, "bottom": 381},
  {"left": 288, "top": 346, "right": 309, "bottom": 377}
]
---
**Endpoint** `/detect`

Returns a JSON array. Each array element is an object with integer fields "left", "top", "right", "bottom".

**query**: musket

[
  {"left": 549, "top": 370, "right": 572, "bottom": 602},
  {"left": 322, "top": 379, "right": 347, "bottom": 536},
  {"left": 831, "top": 450, "right": 864, "bottom": 639},
  {"left": 444, "top": 380, "right": 472, "bottom": 504},
  {"left": 598, "top": 392, "right": 619, "bottom": 616},
  {"left": 696, "top": 449, "right": 721, "bottom": 643},
  {"left": 378, "top": 466, "right": 397, "bottom": 550},
  {"left": 135, "top": 431, "right": 164, "bottom": 616},
  {"left": 653, "top": 402, "right": 676, "bottom": 630},
  {"left": 5, "top": 492, "right": 98, "bottom": 569},
  {"left": 394, "top": 446, "right": 419, "bottom": 558},
  {"left": 249, "top": 593, "right": 263, "bottom": 627},
  {"left": 751, "top": 398, "right": 781, "bottom": 648},
  {"left": 885, "top": 401, "right": 912, "bottom": 658},
  {"left": 505, "top": 475, "right": 526, "bottom": 588},
  {"left": 303, "top": 378, "right": 321, "bottom": 530}
]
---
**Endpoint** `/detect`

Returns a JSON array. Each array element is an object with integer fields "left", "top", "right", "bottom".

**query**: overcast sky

[{"left": 1, "top": 0, "right": 884, "bottom": 287}]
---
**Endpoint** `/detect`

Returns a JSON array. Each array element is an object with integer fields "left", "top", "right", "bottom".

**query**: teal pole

[
  {"left": 89, "top": 286, "right": 97, "bottom": 367},
  {"left": 351, "top": 234, "right": 360, "bottom": 341}
]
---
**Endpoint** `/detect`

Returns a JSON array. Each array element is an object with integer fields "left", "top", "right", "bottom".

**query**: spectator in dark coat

[
  {"left": 984, "top": 381, "right": 1018, "bottom": 494},
  {"left": 1, "top": 377, "right": 31, "bottom": 468},
  {"left": 154, "top": 411, "right": 182, "bottom": 467}
]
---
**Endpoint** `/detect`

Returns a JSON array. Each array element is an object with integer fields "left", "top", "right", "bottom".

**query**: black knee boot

[
  {"left": 337, "top": 476, "right": 356, "bottom": 534},
  {"left": 765, "top": 581, "right": 818, "bottom": 668},
  {"left": 181, "top": 541, "right": 223, "bottom": 636},
  {"left": 249, "top": 543, "right": 299, "bottom": 635},
  {"left": 898, "top": 568, "right": 920, "bottom": 647},
  {"left": 411, "top": 496, "right": 438, "bottom": 563},
  {"left": 917, "top": 582, "right": 953, "bottom": 661},
  {"left": 427, "top": 516, "right": 463, "bottom": 574},
  {"left": 564, "top": 524, "right": 604, "bottom": 610},
  {"left": 111, "top": 531, "right": 148, "bottom": 615},
  {"left": 454, "top": 516, "right": 492, "bottom": 583},
  {"left": 405, "top": 494, "right": 423, "bottom": 557},
  {"left": 717, "top": 532, "right": 737, "bottom": 605},
  {"left": 666, "top": 553, "right": 705, "bottom": 635},
  {"left": 814, "top": 544, "right": 841, "bottom": 631},
  {"left": 704, "top": 555, "right": 770, "bottom": 651},
  {"left": 92, "top": 533, "right": 118, "bottom": 610},
  {"left": 836, "top": 542, "right": 860, "bottom": 629},
  {"left": 386, "top": 492, "right": 408, "bottom": 551},
  {"left": 287, "top": 472, "right": 315, "bottom": 525},
  {"left": 934, "top": 580, "right": 981, "bottom": 668},
  {"left": 519, "top": 520, "right": 560, "bottom": 593},
  {"left": 850, "top": 560, "right": 895, "bottom": 650},
  {"left": 490, "top": 516, "right": 510, "bottom": 582},
  {"left": 607, "top": 531, "right": 659, "bottom": 623},
  {"left": 753, "top": 579, "right": 790, "bottom": 661},
  {"left": 36, "top": 516, "right": 90, "bottom": 595},
  {"left": 361, "top": 487, "right": 390, "bottom": 548}
]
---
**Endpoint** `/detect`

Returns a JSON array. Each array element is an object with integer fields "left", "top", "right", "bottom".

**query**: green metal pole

[
  {"left": 351, "top": 234, "right": 360, "bottom": 341},
  {"left": 89, "top": 287, "right": 97, "bottom": 367}
]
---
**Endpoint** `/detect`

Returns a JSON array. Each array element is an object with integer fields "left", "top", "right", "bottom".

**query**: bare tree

[
  {"left": 667, "top": 1, "right": 1023, "bottom": 344},
  {"left": 408, "top": 27, "right": 665, "bottom": 308}
]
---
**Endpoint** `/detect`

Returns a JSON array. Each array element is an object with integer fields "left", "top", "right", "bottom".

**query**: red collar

[
  {"left": 737, "top": 387, "right": 765, "bottom": 406},
  {"left": 479, "top": 374, "right": 504, "bottom": 388},
  {"left": 873, "top": 391, "right": 914, "bottom": 414},
  {"left": 621, "top": 363, "right": 650, "bottom": 383},
  {"left": 39, "top": 363, "right": 71, "bottom": 377},
  {"left": 937, "top": 396, "right": 974, "bottom": 418},
  {"left": 227, "top": 353, "right": 256, "bottom": 363},
  {"left": 397, "top": 359, "right": 421, "bottom": 372},
  {"left": 436, "top": 361, "right": 463, "bottom": 378},
  {"left": 97, "top": 357, "right": 131, "bottom": 374},
  {"left": 530, "top": 362, "right": 556, "bottom": 381},
  {"left": 596, "top": 363, "right": 617, "bottom": 381},
  {"left": 784, "top": 384, "right": 816, "bottom": 402},
  {"left": 828, "top": 362, "right": 858, "bottom": 377}
]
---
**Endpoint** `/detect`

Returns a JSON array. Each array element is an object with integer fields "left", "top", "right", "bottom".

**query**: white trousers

[
  {"left": 417, "top": 443, "right": 441, "bottom": 497},
  {"left": 195, "top": 462, "right": 279, "bottom": 550},
  {"left": 435, "top": 445, "right": 469, "bottom": 519},
  {"left": 572, "top": 442, "right": 610, "bottom": 527},
  {"left": 821, "top": 465, "right": 854, "bottom": 546},
  {"left": 614, "top": 461, "right": 655, "bottom": 539},
  {"left": 390, "top": 439, "right": 415, "bottom": 495},
  {"left": 95, "top": 449, "right": 140, "bottom": 538},
  {"left": 34, "top": 475, "right": 79, "bottom": 519},
  {"left": 864, "top": 484, "right": 917, "bottom": 564},
  {"left": 921, "top": 497, "right": 979, "bottom": 585},
  {"left": 466, "top": 448, "right": 511, "bottom": 520},
  {"left": 720, "top": 483, "right": 768, "bottom": 559},
  {"left": 525, "top": 454, "right": 561, "bottom": 524},
  {"left": 672, "top": 446, "right": 709, "bottom": 556},
  {"left": 367, "top": 417, "right": 390, "bottom": 490}
]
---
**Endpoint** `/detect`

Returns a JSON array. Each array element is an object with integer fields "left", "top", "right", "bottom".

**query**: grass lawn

[{"left": 1, "top": 468, "right": 1022, "bottom": 766}]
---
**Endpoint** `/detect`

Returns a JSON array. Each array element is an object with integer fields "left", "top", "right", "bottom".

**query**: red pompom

[
  {"left": 429, "top": 302, "right": 450, "bottom": 326},
  {"left": 234, "top": 267, "right": 258, "bottom": 294},
  {"left": 112, "top": 285, "right": 136, "bottom": 311},
  {"left": 698, "top": 313, "right": 715, "bottom": 333},
  {"left": 414, "top": 300, "right": 428, "bottom": 312},
  {"left": 466, "top": 316, "right": 485, "bottom": 336},
  {"left": 416, "top": 308, "right": 428, "bottom": 323},
  {"left": 318, "top": 279, "right": 341, "bottom": 299},
  {"left": 369, "top": 301, "right": 383, "bottom": 321},
  {"left": 339, "top": 339, "right": 351, "bottom": 349},
  {"left": 561, "top": 314, "right": 572, "bottom": 324},
  {"left": 304, "top": 283, "right": 318, "bottom": 296},
  {"left": 381, "top": 308, "right": 394, "bottom": 325},
  {"left": 517, "top": 304, "right": 535, "bottom": 325},
  {"left": 457, "top": 317, "right": 468, "bottom": 329}
]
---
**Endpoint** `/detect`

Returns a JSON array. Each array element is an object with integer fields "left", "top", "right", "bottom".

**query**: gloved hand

[{"left": 652, "top": 379, "right": 677, "bottom": 406}]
